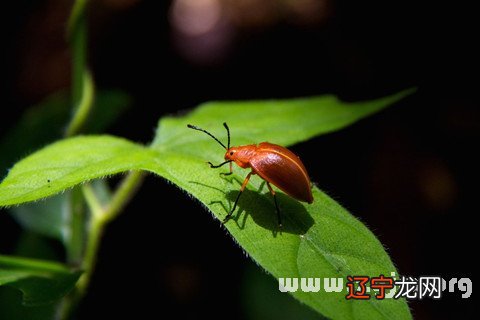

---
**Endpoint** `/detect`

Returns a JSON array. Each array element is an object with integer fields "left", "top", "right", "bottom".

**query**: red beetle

[{"left": 188, "top": 123, "right": 313, "bottom": 227}]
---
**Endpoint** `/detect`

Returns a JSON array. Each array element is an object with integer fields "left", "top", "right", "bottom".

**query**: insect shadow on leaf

[
  {"left": 224, "top": 189, "right": 314, "bottom": 235},
  {"left": 189, "top": 177, "right": 314, "bottom": 235}
]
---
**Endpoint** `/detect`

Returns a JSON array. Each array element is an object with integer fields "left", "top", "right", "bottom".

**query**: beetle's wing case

[{"left": 249, "top": 142, "right": 313, "bottom": 203}]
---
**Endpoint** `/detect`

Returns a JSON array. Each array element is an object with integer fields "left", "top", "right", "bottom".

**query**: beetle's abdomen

[{"left": 250, "top": 143, "right": 313, "bottom": 203}]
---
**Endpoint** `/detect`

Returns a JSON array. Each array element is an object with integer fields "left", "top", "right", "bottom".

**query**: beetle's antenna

[
  {"left": 187, "top": 124, "right": 227, "bottom": 150},
  {"left": 223, "top": 122, "right": 230, "bottom": 149}
]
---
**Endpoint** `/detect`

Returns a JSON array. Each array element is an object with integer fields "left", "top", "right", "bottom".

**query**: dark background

[{"left": 0, "top": 0, "right": 476, "bottom": 319}]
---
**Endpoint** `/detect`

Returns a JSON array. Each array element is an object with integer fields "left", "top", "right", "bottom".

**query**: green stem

[
  {"left": 72, "top": 213, "right": 105, "bottom": 298},
  {"left": 65, "top": 188, "right": 86, "bottom": 265},
  {"left": 63, "top": 0, "right": 92, "bottom": 267},
  {"left": 67, "top": 0, "right": 89, "bottom": 40},
  {"left": 78, "top": 172, "right": 145, "bottom": 291},
  {"left": 82, "top": 183, "right": 104, "bottom": 218},
  {"left": 58, "top": 172, "right": 145, "bottom": 320},
  {"left": 102, "top": 171, "right": 145, "bottom": 223},
  {"left": 65, "top": 70, "right": 95, "bottom": 137},
  {"left": 59, "top": 1, "right": 144, "bottom": 319},
  {"left": 65, "top": 3, "right": 94, "bottom": 138},
  {"left": 70, "top": 13, "right": 87, "bottom": 108}
]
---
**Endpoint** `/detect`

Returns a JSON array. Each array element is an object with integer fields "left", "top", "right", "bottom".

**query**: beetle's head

[
  {"left": 224, "top": 147, "right": 238, "bottom": 161},
  {"left": 225, "top": 146, "right": 255, "bottom": 169}
]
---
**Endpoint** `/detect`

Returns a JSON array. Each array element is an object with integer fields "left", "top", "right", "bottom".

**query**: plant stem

[
  {"left": 82, "top": 183, "right": 103, "bottom": 218},
  {"left": 58, "top": 172, "right": 145, "bottom": 320},
  {"left": 67, "top": 0, "right": 89, "bottom": 40},
  {"left": 78, "top": 172, "right": 145, "bottom": 290},
  {"left": 63, "top": 0, "right": 91, "bottom": 267},
  {"left": 65, "top": 0, "right": 94, "bottom": 138},
  {"left": 58, "top": 1, "right": 146, "bottom": 319},
  {"left": 65, "top": 188, "right": 86, "bottom": 265},
  {"left": 102, "top": 171, "right": 145, "bottom": 223},
  {"left": 70, "top": 14, "right": 86, "bottom": 106},
  {"left": 65, "top": 70, "right": 95, "bottom": 137}
]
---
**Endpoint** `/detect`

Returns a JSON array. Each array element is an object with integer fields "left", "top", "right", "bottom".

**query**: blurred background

[{"left": 0, "top": 0, "right": 477, "bottom": 319}]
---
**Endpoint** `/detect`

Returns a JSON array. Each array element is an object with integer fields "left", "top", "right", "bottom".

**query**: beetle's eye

[{"left": 230, "top": 151, "right": 234, "bottom": 156}]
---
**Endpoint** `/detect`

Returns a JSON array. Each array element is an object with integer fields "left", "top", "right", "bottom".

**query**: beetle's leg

[
  {"left": 223, "top": 172, "right": 252, "bottom": 223},
  {"left": 266, "top": 182, "right": 282, "bottom": 227},
  {"left": 207, "top": 160, "right": 232, "bottom": 168},
  {"left": 220, "top": 161, "right": 233, "bottom": 176}
]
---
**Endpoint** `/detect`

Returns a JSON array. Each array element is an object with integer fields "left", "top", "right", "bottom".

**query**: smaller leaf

[
  {"left": 0, "top": 286, "right": 57, "bottom": 320},
  {"left": 14, "top": 232, "right": 62, "bottom": 261},
  {"left": 0, "top": 254, "right": 81, "bottom": 306},
  {"left": 11, "top": 194, "right": 66, "bottom": 241}
]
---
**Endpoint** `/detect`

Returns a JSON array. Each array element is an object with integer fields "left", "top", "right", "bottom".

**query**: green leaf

[
  {"left": 0, "top": 286, "right": 57, "bottom": 320},
  {"left": 0, "top": 255, "right": 81, "bottom": 306},
  {"left": 152, "top": 89, "right": 414, "bottom": 148},
  {"left": 0, "top": 90, "right": 414, "bottom": 319},
  {"left": 0, "top": 234, "right": 63, "bottom": 320},
  {"left": 0, "top": 136, "right": 156, "bottom": 206}
]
